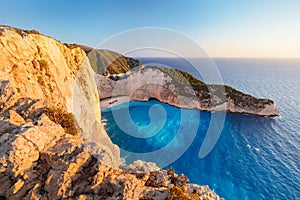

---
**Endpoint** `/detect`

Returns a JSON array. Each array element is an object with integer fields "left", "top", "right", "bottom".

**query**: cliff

[
  {"left": 0, "top": 26, "right": 222, "bottom": 199},
  {"left": 79, "top": 45, "right": 142, "bottom": 76},
  {"left": 94, "top": 57, "right": 279, "bottom": 117},
  {"left": 0, "top": 25, "right": 120, "bottom": 166}
]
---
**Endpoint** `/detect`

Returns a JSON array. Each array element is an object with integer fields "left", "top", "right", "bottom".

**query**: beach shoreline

[{"left": 100, "top": 96, "right": 131, "bottom": 109}]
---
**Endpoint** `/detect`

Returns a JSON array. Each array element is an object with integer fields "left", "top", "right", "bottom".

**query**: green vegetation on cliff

[
  {"left": 85, "top": 46, "right": 278, "bottom": 116},
  {"left": 79, "top": 46, "right": 142, "bottom": 75},
  {"left": 147, "top": 66, "right": 274, "bottom": 109}
]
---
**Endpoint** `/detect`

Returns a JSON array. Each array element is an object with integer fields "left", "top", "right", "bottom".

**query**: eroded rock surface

[
  {"left": 0, "top": 82, "right": 221, "bottom": 199},
  {"left": 0, "top": 26, "right": 222, "bottom": 199},
  {"left": 0, "top": 26, "right": 120, "bottom": 167},
  {"left": 96, "top": 67, "right": 280, "bottom": 116}
]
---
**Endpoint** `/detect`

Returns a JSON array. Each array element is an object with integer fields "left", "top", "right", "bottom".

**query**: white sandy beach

[{"left": 100, "top": 96, "right": 131, "bottom": 109}]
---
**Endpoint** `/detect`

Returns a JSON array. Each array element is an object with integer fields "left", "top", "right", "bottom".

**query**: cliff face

[
  {"left": 0, "top": 26, "right": 119, "bottom": 197},
  {"left": 96, "top": 66, "right": 280, "bottom": 117},
  {"left": 0, "top": 26, "right": 222, "bottom": 199},
  {"left": 0, "top": 26, "right": 119, "bottom": 165}
]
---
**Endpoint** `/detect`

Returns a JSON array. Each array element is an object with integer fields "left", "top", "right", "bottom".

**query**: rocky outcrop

[
  {"left": 79, "top": 45, "right": 143, "bottom": 76},
  {"left": 0, "top": 81, "right": 221, "bottom": 200},
  {"left": 0, "top": 26, "right": 222, "bottom": 199},
  {"left": 0, "top": 106, "right": 222, "bottom": 199},
  {"left": 96, "top": 66, "right": 280, "bottom": 116},
  {"left": 0, "top": 25, "right": 120, "bottom": 167}
]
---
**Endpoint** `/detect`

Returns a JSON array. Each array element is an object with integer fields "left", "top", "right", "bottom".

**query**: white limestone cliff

[{"left": 96, "top": 67, "right": 280, "bottom": 117}]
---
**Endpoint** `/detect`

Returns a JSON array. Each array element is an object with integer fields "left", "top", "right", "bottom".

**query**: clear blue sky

[{"left": 1, "top": 0, "right": 299, "bottom": 57}]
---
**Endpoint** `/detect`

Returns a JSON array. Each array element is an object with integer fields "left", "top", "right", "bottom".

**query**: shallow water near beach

[{"left": 102, "top": 58, "right": 300, "bottom": 199}]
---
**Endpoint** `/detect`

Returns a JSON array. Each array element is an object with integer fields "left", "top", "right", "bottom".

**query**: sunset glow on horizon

[{"left": 1, "top": 0, "right": 299, "bottom": 57}]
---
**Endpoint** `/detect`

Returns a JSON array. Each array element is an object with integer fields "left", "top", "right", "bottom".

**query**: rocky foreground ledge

[{"left": 0, "top": 26, "right": 222, "bottom": 199}]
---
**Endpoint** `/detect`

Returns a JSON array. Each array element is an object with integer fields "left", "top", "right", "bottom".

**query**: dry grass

[{"left": 169, "top": 186, "right": 201, "bottom": 200}]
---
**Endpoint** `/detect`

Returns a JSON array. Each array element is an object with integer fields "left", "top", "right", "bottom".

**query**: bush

[
  {"left": 38, "top": 59, "right": 48, "bottom": 68},
  {"left": 24, "top": 29, "right": 40, "bottom": 34},
  {"left": 14, "top": 28, "right": 27, "bottom": 37},
  {"left": 149, "top": 66, "right": 206, "bottom": 86},
  {"left": 45, "top": 108, "right": 78, "bottom": 135},
  {"left": 169, "top": 186, "right": 201, "bottom": 200},
  {"left": 37, "top": 76, "right": 45, "bottom": 86}
]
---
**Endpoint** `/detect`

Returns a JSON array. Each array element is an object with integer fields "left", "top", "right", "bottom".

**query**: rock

[
  {"left": 121, "top": 160, "right": 160, "bottom": 173},
  {"left": 9, "top": 110, "right": 25, "bottom": 126},
  {"left": 79, "top": 45, "right": 143, "bottom": 75},
  {"left": 0, "top": 26, "right": 222, "bottom": 200},
  {"left": 0, "top": 25, "right": 120, "bottom": 167},
  {"left": 96, "top": 66, "right": 280, "bottom": 116}
]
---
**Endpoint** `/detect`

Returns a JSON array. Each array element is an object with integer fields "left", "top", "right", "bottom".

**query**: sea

[{"left": 101, "top": 58, "right": 300, "bottom": 200}]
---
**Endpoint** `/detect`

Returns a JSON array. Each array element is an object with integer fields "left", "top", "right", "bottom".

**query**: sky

[{"left": 1, "top": 0, "right": 300, "bottom": 57}]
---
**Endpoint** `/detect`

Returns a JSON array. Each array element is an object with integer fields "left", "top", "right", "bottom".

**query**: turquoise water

[{"left": 102, "top": 58, "right": 300, "bottom": 199}]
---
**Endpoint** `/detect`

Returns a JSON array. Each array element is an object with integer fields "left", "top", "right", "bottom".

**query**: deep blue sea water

[{"left": 101, "top": 58, "right": 300, "bottom": 200}]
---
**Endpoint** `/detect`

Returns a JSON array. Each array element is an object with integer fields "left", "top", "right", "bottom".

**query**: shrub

[
  {"left": 169, "top": 186, "right": 201, "bottom": 200},
  {"left": 149, "top": 66, "right": 206, "bottom": 86},
  {"left": 24, "top": 29, "right": 40, "bottom": 34},
  {"left": 37, "top": 76, "right": 45, "bottom": 86},
  {"left": 38, "top": 59, "right": 48, "bottom": 68},
  {"left": 14, "top": 28, "right": 27, "bottom": 37},
  {"left": 45, "top": 108, "right": 78, "bottom": 135}
]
